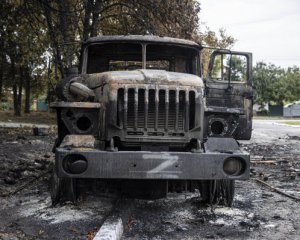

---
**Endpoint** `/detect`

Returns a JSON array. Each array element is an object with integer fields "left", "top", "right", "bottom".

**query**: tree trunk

[
  {"left": 15, "top": 66, "right": 24, "bottom": 116},
  {"left": 0, "top": 39, "right": 3, "bottom": 99},
  {"left": 13, "top": 84, "right": 18, "bottom": 115},
  {"left": 90, "top": 0, "right": 102, "bottom": 37},
  {"left": 24, "top": 67, "right": 30, "bottom": 113},
  {"left": 0, "top": 62, "right": 3, "bottom": 100},
  {"left": 11, "top": 60, "right": 19, "bottom": 116},
  {"left": 82, "top": 0, "right": 93, "bottom": 41},
  {"left": 42, "top": 2, "right": 65, "bottom": 78},
  {"left": 59, "top": 0, "right": 72, "bottom": 68}
]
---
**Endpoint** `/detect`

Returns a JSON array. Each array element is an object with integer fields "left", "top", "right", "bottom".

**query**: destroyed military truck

[{"left": 50, "top": 35, "right": 253, "bottom": 206}]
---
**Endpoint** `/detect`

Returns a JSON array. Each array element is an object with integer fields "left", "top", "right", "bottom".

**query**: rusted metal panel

[
  {"left": 52, "top": 36, "right": 252, "bottom": 177},
  {"left": 204, "top": 137, "right": 240, "bottom": 153},
  {"left": 83, "top": 35, "right": 202, "bottom": 49},
  {"left": 205, "top": 50, "right": 254, "bottom": 140},
  {"left": 49, "top": 36, "right": 256, "bottom": 207},
  {"left": 56, "top": 147, "right": 250, "bottom": 180},
  {"left": 111, "top": 84, "right": 203, "bottom": 145},
  {"left": 85, "top": 70, "right": 204, "bottom": 90},
  {"left": 124, "top": 87, "right": 128, "bottom": 130},
  {"left": 60, "top": 135, "right": 97, "bottom": 148},
  {"left": 69, "top": 82, "right": 95, "bottom": 100}
]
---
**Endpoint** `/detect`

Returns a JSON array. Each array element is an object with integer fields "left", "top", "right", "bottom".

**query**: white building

[{"left": 283, "top": 101, "right": 300, "bottom": 117}]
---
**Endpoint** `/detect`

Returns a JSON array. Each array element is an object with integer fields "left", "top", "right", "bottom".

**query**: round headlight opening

[
  {"left": 211, "top": 120, "right": 225, "bottom": 135},
  {"left": 63, "top": 154, "right": 88, "bottom": 174},
  {"left": 223, "top": 157, "right": 245, "bottom": 176},
  {"left": 76, "top": 116, "right": 92, "bottom": 131}
]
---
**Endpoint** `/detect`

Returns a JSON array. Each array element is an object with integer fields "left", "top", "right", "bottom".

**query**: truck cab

[{"left": 50, "top": 35, "right": 253, "bottom": 206}]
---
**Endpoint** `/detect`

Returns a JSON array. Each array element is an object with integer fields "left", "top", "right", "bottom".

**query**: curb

[
  {"left": 93, "top": 217, "right": 123, "bottom": 240},
  {"left": 93, "top": 198, "right": 134, "bottom": 240},
  {"left": 273, "top": 122, "right": 300, "bottom": 128}
]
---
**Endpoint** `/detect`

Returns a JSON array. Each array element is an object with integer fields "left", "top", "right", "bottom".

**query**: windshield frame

[{"left": 81, "top": 41, "right": 201, "bottom": 76}]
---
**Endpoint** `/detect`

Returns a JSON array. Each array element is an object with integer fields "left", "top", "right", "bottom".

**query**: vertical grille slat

[
  {"left": 179, "top": 90, "right": 185, "bottom": 131},
  {"left": 155, "top": 88, "right": 159, "bottom": 130},
  {"left": 144, "top": 89, "right": 148, "bottom": 130},
  {"left": 127, "top": 88, "right": 135, "bottom": 128},
  {"left": 175, "top": 89, "right": 179, "bottom": 131},
  {"left": 134, "top": 88, "right": 138, "bottom": 130},
  {"left": 165, "top": 90, "right": 169, "bottom": 131},
  {"left": 189, "top": 91, "right": 196, "bottom": 130},
  {"left": 168, "top": 90, "right": 176, "bottom": 130},
  {"left": 117, "top": 88, "right": 124, "bottom": 127},
  {"left": 158, "top": 90, "right": 166, "bottom": 129},
  {"left": 117, "top": 87, "right": 197, "bottom": 134},
  {"left": 148, "top": 89, "right": 155, "bottom": 129},
  {"left": 185, "top": 90, "right": 190, "bottom": 131},
  {"left": 124, "top": 87, "right": 128, "bottom": 129},
  {"left": 137, "top": 89, "right": 145, "bottom": 129}
]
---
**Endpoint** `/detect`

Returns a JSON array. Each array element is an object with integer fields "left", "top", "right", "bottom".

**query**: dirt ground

[
  {"left": 0, "top": 120, "right": 299, "bottom": 240},
  {"left": 0, "top": 111, "right": 56, "bottom": 125},
  {"left": 0, "top": 127, "right": 116, "bottom": 240}
]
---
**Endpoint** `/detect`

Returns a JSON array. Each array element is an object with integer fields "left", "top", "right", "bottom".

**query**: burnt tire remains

[
  {"left": 199, "top": 180, "right": 235, "bottom": 207},
  {"left": 50, "top": 168, "right": 77, "bottom": 205}
]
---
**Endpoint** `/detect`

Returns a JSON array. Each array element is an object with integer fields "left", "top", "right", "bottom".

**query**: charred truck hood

[
  {"left": 71, "top": 69, "right": 205, "bottom": 149},
  {"left": 84, "top": 69, "right": 204, "bottom": 89}
]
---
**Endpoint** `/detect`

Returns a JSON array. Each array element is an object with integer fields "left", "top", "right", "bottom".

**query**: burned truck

[{"left": 50, "top": 35, "right": 253, "bottom": 206}]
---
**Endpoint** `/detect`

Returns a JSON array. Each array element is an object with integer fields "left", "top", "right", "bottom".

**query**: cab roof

[{"left": 84, "top": 35, "right": 202, "bottom": 49}]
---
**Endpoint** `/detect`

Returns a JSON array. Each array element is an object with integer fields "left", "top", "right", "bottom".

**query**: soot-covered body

[{"left": 50, "top": 35, "right": 253, "bottom": 206}]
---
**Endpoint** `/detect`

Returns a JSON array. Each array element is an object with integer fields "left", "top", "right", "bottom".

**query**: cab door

[{"left": 205, "top": 50, "right": 253, "bottom": 140}]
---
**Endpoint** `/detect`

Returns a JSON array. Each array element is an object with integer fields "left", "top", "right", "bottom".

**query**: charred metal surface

[
  {"left": 83, "top": 35, "right": 201, "bottom": 49},
  {"left": 50, "top": 35, "right": 253, "bottom": 200},
  {"left": 60, "top": 108, "right": 99, "bottom": 135},
  {"left": 205, "top": 50, "right": 254, "bottom": 140},
  {"left": 204, "top": 137, "right": 240, "bottom": 153},
  {"left": 69, "top": 82, "right": 95, "bottom": 100},
  {"left": 59, "top": 135, "right": 97, "bottom": 148},
  {"left": 107, "top": 82, "right": 203, "bottom": 147},
  {"left": 55, "top": 147, "right": 250, "bottom": 180},
  {"left": 50, "top": 102, "right": 102, "bottom": 108}
]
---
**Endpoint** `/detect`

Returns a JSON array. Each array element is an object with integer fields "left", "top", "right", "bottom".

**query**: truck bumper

[{"left": 55, "top": 148, "right": 250, "bottom": 180}]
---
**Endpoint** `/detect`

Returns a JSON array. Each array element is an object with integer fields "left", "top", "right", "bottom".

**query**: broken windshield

[{"left": 85, "top": 42, "right": 199, "bottom": 75}]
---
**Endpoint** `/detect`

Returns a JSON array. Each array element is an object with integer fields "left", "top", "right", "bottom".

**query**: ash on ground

[{"left": 0, "top": 120, "right": 299, "bottom": 240}]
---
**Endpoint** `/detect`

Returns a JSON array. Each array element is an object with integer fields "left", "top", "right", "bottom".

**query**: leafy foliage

[
  {"left": 1, "top": 0, "right": 298, "bottom": 116},
  {"left": 253, "top": 62, "right": 300, "bottom": 106}
]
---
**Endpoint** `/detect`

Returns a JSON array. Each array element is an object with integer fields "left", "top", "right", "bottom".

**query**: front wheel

[
  {"left": 199, "top": 180, "right": 235, "bottom": 207},
  {"left": 50, "top": 166, "right": 77, "bottom": 205}
]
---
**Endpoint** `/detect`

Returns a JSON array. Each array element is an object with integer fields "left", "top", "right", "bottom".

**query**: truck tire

[
  {"left": 235, "top": 119, "right": 252, "bottom": 140},
  {"left": 50, "top": 166, "right": 77, "bottom": 205},
  {"left": 199, "top": 180, "right": 235, "bottom": 207},
  {"left": 50, "top": 167, "right": 61, "bottom": 205}
]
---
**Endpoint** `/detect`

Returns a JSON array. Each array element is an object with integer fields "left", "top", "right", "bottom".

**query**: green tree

[
  {"left": 283, "top": 66, "right": 300, "bottom": 103},
  {"left": 0, "top": 0, "right": 49, "bottom": 115},
  {"left": 1, "top": 0, "right": 238, "bottom": 116},
  {"left": 194, "top": 27, "right": 236, "bottom": 76},
  {"left": 253, "top": 62, "right": 300, "bottom": 107}
]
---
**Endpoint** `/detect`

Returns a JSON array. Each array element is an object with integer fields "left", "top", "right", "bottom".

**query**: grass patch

[
  {"left": 254, "top": 116, "right": 300, "bottom": 120},
  {"left": 281, "top": 121, "right": 300, "bottom": 126}
]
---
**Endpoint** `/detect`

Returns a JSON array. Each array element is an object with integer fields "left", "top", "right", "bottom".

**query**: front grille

[{"left": 117, "top": 87, "right": 196, "bottom": 133}]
